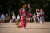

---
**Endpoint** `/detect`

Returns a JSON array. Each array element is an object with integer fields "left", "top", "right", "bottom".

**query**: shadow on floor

[{"left": 25, "top": 28, "right": 50, "bottom": 29}]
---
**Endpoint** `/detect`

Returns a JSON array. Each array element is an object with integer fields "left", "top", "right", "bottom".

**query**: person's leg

[
  {"left": 43, "top": 17, "right": 45, "bottom": 23},
  {"left": 10, "top": 19, "right": 13, "bottom": 23},
  {"left": 30, "top": 19, "right": 31, "bottom": 23},
  {"left": 40, "top": 19, "right": 43, "bottom": 24},
  {"left": 34, "top": 19, "right": 36, "bottom": 23},
  {"left": 34, "top": 19, "right": 35, "bottom": 23},
  {"left": 38, "top": 18, "right": 39, "bottom": 23},
  {"left": 10, "top": 19, "right": 11, "bottom": 23},
  {"left": 42, "top": 17, "right": 44, "bottom": 24},
  {"left": 43, "top": 19, "right": 45, "bottom": 23},
  {"left": 38, "top": 17, "right": 40, "bottom": 23},
  {"left": 40, "top": 17, "right": 43, "bottom": 24}
]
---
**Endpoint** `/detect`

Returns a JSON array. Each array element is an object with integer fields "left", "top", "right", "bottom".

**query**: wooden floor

[{"left": 0, "top": 22, "right": 50, "bottom": 33}]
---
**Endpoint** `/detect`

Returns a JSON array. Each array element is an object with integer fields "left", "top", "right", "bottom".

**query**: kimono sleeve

[
  {"left": 26, "top": 11, "right": 31, "bottom": 17},
  {"left": 19, "top": 11, "right": 22, "bottom": 15}
]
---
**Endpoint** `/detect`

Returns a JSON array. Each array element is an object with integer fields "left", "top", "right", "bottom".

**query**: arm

[
  {"left": 29, "top": 8, "right": 31, "bottom": 12},
  {"left": 26, "top": 9, "right": 31, "bottom": 17},
  {"left": 19, "top": 8, "right": 22, "bottom": 11},
  {"left": 36, "top": 9, "right": 38, "bottom": 13},
  {"left": 19, "top": 8, "right": 23, "bottom": 15}
]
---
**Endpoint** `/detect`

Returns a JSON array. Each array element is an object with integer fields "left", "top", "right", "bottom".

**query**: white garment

[
  {"left": 12, "top": 16, "right": 16, "bottom": 20},
  {"left": 40, "top": 11, "right": 44, "bottom": 15},
  {"left": 17, "top": 15, "right": 20, "bottom": 19},
  {"left": 37, "top": 12, "right": 40, "bottom": 17},
  {"left": 1, "top": 15, "right": 5, "bottom": 19}
]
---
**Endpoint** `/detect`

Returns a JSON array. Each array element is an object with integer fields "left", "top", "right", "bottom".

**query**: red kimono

[{"left": 19, "top": 11, "right": 31, "bottom": 28}]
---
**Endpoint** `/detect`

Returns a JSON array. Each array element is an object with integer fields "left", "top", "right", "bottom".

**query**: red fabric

[
  {"left": 21, "top": 16, "right": 26, "bottom": 28},
  {"left": 19, "top": 11, "right": 31, "bottom": 17},
  {"left": 19, "top": 11, "right": 31, "bottom": 28},
  {"left": 40, "top": 12, "right": 44, "bottom": 17},
  {"left": 40, "top": 14, "right": 44, "bottom": 17},
  {"left": 26, "top": 12, "right": 31, "bottom": 17}
]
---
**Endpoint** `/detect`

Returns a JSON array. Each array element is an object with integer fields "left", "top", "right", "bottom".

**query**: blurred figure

[
  {"left": 36, "top": 9, "right": 40, "bottom": 23},
  {"left": 6, "top": 14, "right": 9, "bottom": 20},
  {"left": 17, "top": 14, "right": 20, "bottom": 22},
  {"left": 12, "top": 14, "right": 16, "bottom": 22},
  {"left": 19, "top": 6, "right": 31, "bottom": 28},
  {"left": 40, "top": 9, "right": 44, "bottom": 24},
  {"left": 33, "top": 13, "right": 36, "bottom": 23},
  {"left": 5, "top": 14, "right": 10, "bottom": 23},
  {"left": 1, "top": 14, "right": 5, "bottom": 22}
]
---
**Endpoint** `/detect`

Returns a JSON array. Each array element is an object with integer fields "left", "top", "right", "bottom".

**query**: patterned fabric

[
  {"left": 19, "top": 11, "right": 31, "bottom": 28},
  {"left": 40, "top": 12, "right": 44, "bottom": 17},
  {"left": 40, "top": 11, "right": 44, "bottom": 23}
]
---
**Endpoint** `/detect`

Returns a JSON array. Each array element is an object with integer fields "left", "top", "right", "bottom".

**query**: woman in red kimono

[{"left": 19, "top": 7, "right": 31, "bottom": 28}]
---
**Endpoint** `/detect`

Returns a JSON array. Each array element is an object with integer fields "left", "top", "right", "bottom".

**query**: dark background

[{"left": 0, "top": 0, "right": 50, "bottom": 21}]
